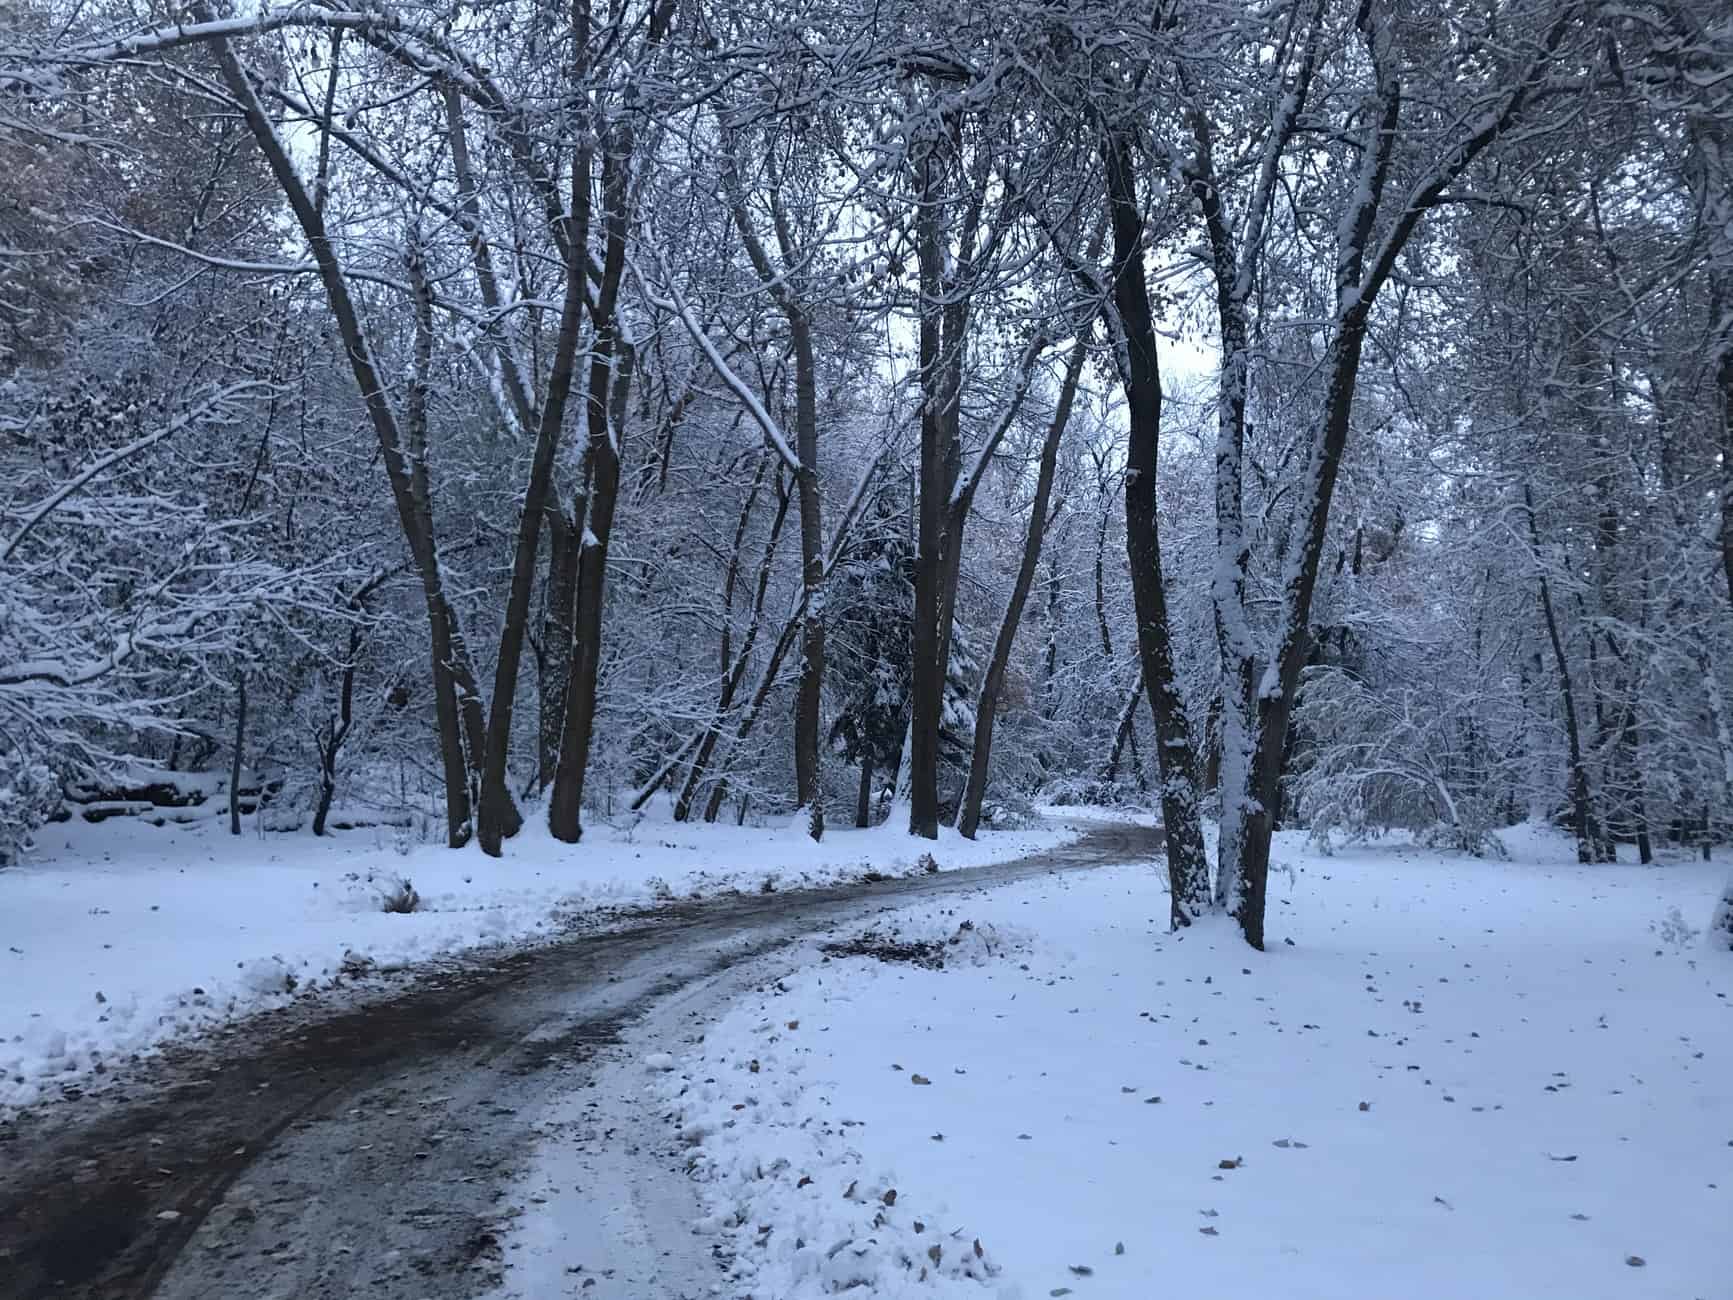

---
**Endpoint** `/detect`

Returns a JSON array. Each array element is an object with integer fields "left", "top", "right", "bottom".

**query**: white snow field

[
  {"left": 0, "top": 808, "right": 1076, "bottom": 1111},
  {"left": 653, "top": 825, "right": 1730, "bottom": 1299}
]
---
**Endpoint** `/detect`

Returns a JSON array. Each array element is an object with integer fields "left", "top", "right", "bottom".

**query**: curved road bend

[{"left": 0, "top": 820, "right": 1160, "bottom": 1300}]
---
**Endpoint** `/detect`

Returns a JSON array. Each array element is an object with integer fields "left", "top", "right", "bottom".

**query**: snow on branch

[
  {"left": 628, "top": 249, "right": 803, "bottom": 474},
  {"left": 2, "top": 381, "right": 273, "bottom": 564}
]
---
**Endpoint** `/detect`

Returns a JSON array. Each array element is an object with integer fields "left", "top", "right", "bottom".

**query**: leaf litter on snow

[
  {"left": 646, "top": 826, "right": 1726, "bottom": 1297},
  {"left": 647, "top": 924, "right": 1036, "bottom": 1296}
]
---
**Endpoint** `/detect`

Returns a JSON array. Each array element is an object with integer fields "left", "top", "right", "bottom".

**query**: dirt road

[{"left": 0, "top": 821, "right": 1159, "bottom": 1299}]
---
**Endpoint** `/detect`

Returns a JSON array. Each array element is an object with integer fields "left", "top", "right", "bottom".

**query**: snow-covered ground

[
  {"left": 646, "top": 825, "right": 1730, "bottom": 1299},
  {"left": 0, "top": 807, "right": 1077, "bottom": 1112}
]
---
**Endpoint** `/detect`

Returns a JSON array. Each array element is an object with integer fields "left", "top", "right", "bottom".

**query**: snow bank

[
  {"left": 661, "top": 826, "right": 1730, "bottom": 1298},
  {"left": 0, "top": 807, "right": 1076, "bottom": 1111}
]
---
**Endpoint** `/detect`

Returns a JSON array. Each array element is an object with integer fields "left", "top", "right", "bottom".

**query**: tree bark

[
  {"left": 856, "top": 752, "right": 874, "bottom": 830},
  {"left": 473, "top": 163, "right": 589, "bottom": 854},
  {"left": 1720, "top": 343, "right": 1733, "bottom": 612},
  {"left": 721, "top": 150, "right": 826, "bottom": 840},
  {"left": 548, "top": 131, "right": 633, "bottom": 844},
  {"left": 407, "top": 257, "right": 489, "bottom": 843},
  {"left": 228, "top": 673, "right": 247, "bottom": 837},
  {"left": 958, "top": 338, "right": 1087, "bottom": 839},
  {"left": 1093, "top": 482, "right": 1116, "bottom": 659},
  {"left": 790, "top": 316, "right": 827, "bottom": 840},
  {"left": 908, "top": 138, "right": 946, "bottom": 841},
  {"left": 539, "top": 510, "right": 580, "bottom": 792},
  {"left": 1525, "top": 484, "right": 1601, "bottom": 864},
  {"left": 1101, "top": 126, "right": 1210, "bottom": 927},
  {"left": 1103, "top": 673, "right": 1146, "bottom": 787},
  {"left": 1042, "top": 559, "right": 1061, "bottom": 710},
  {"left": 313, "top": 624, "right": 360, "bottom": 837}
]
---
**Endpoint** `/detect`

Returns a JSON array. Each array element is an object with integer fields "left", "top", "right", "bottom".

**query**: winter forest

[{"left": 3, "top": 0, "right": 1733, "bottom": 956}]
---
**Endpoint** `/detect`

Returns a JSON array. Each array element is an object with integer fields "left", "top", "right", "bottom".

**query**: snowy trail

[{"left": 0, "top": 821, "right": 1157, "bottom": 1300}]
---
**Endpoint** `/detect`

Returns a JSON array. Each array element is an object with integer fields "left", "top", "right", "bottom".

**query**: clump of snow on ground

[
  {"left": 0, "top": 807, "right": 1077, "bottom": 1111},
  {"left": 663, "top": 827, "right": 1730, "bottom": 1299}
]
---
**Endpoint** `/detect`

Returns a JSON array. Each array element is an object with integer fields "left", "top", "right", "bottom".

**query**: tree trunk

[
  {"left": 1525, "top": 484, "right": 1600, "bottom": 864},
  {"left": 908, "top": 140, "right": 945, "bottom": 841},
  {"left": 539, "top": 510, "right": 580, "bottom": 792},
  {"left": 211, "top": 38, "right": 484, "bottom": 845},
  {"left": 548, "top": 137, "right": 633, "bottom": 844},
  {"left": 1101, "top": 127, "right": 1210, "bottom": 927},
  {"left": 474, "top": 308, "right": 589, "bottom": 856},
  {"left": 473, "top": 131, "right": 592, "bottom": 855},
  {"left": 1033, "top": 559, "right": 1054, "bottom": 693},
  {"left": 675, "top": 469, "right": 790, "bottom": 821},
  {"left": 228, "top": 673, "right": 247, "bottom": 836},
  {"left": 313, "top": 625, "right": 360, "bottom": 837},
  {"left": 789, "top": 318, "right": 826, "bottom": 840},
  {"left": 427, "top": 592, "right": 482, "bottom": 844},
  {"left": 1619, "top": 698, "right": 1651, "bottom": 865},
  {"left": 703, "top": 601, "right": 803, "bottom": 824},
  {"left": 313, "top": 754, "right": 336, "bottom": 837},
  {"left": 720, "top": 146, "right": 828, "bottom": 840},
  {"left": 1205, "top": 7, "right": 1567, "bottom": 948},
  {"left": 958, "top": 338, "right": 1087, "bottom": 839},
  {"left": 1700, "top": 646, "right": 1733, "bottom": 942},
  {"left": 688, "top": 457, "right": 885, "bottom": 825},
  {"left": 1218, "top": 72, "right": 1401, "bottom": 948},
  {"left": 856, "top": 752, "right": 874, "bottom": 830},
  {"left": 1720, "top": 342, "right": 1733, "bottom": 613},
  {"left": 1093, "top": 494, "right": 1115, "bottom": 658},
  {"left": 1202, "top": 693, "right": 1222, "bottom": 793},
  {"left": 1103, "top": 674, "right": 1146, "bottom": 787}
]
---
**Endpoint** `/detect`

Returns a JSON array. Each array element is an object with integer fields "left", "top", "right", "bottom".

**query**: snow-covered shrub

[
  {"left": 0, "top": 752, "right": 60, "bottom": 865},
  {"left": 1711, "top": 874, "right": 1733, "bottom": 952},
  {"left": 977, "top": 787, "right": 1040, "bottom": 828},
  {"left": 1294, "top": 665, "right": 1510, "bottom": 855},
  {"left": 1037, "top": 773, "right": 1144, "bottom": 808},
  {"left": 1418, "top": 819, "right": 1509, "bottom": 859}
]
